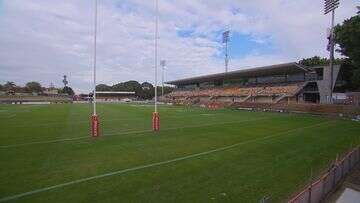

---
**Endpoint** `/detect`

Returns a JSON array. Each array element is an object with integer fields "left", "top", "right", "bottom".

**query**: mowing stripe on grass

[
  {"left": 0, "top": 121, "right": 332, "bottom": 202},
  {"left": 3, "top": 117, "right": 144, "bottom": 128},
  {"left": 0, "top": 117, "right": 270, "bottom": 148},
  {"left": 2, "top": 113, "right": 227, "bottom": 128}
]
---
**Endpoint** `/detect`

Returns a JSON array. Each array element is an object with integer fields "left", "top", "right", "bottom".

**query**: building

[
  {"left": 43, "top": 88, "right": 59, "bottom": 95},
  {"left": 94, "top": 91, "right": 136, "bottom": 102},
  {"left": 165, "top": 62, "right": 341, "bottom": 104}
]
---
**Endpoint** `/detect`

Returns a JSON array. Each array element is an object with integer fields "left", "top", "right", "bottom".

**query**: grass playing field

[{"left": 0, "top": 103, "right": 359, "bottom": 202}]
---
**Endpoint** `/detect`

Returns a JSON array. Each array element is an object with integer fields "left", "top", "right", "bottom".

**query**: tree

[
  {"left": 25, "top": 81, "right": 42, "bottom": 93},
  {"left": 4, "top": 81, "right": 16, "bottom": 91},
  {"left": 335, "top": 15, "right": 360, "bottom": 66},
  {"left": 61, "top": 86, "right": 75, "bottom": 95},
  {"left": 98, "top": 80, "right": 173, "bottom": 100},
  {"left": 334, "top": 58, "right": 358, "bottom": 92},
  {"left": 0, "top": 84, "right": 3, "bottom": 91},
  {"left": 137, "top": 82, "right": 153, "bottom": 100},
  {"left": 122, "top": 80, "right": 142, "bottom": 92},
  {"left": 111, "top": 80, "right": 144, "bottom": 98},
  {"left": 96, "top": 84, "right": 112, "bottom": 91},
  {"left": 162, "top": 86, "right": 174, "bottom": 95},
  {"left": 299, "top": 56, "right": 329, "bottom": 67},
  {"left": 141, "top": 82, "right": 153, "bottom": 89},
  {"left": 298, "top": 56, "right": 342, "bottom": 67},
  {"left": 111, "top": 83, "right": 125, "bottom": 91},
  {"left": 335, "top": 15, "right": 360, "bottom": 90}
]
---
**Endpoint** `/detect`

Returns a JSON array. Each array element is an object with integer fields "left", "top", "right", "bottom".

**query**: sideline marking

[
  {"left": 0, "top": 121, "right": 332, "bottom": 202},
  {"left": 0, "top": 117, "right": 270, "bottom": 148}
]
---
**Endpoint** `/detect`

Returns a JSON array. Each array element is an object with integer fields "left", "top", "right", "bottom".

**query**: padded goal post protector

[
  {"left": 152, "top": 112, "right": 160, "bottom": 131},
  {"left": 208, "top": 103, "right": 220, "bottom": 110},
  {"left": 91, "top": 115, "right": 100, "bottom": 137}
]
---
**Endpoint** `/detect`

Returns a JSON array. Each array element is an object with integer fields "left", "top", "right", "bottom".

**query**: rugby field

[{"left": 0, "top": 103, "right": 359, "bottom": 202}]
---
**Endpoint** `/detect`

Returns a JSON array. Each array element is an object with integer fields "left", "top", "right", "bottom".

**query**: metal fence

[{"left": 288, "top": 146, "right": 360, "bottom": 203}]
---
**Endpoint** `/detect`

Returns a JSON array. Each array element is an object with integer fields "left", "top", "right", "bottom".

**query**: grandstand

[{"left": 164, "top": 63, "right": 341, "bottom": 105}]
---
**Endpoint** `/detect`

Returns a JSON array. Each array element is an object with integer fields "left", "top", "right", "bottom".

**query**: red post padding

[
  {"left": 152, "top": 112, "right": 160, "bottom": 131},
  {"left": 91, "top": 115, "right": 100, "bottom": 137}
]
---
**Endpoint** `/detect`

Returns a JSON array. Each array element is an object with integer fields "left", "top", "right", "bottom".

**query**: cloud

[{"left": 0, "top": 0, "right": 358, "bottom": 93}]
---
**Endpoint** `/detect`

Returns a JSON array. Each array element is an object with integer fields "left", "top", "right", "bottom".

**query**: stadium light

[
  {"left": 63, "top": 75, "right": 68, "bottom": 87},
  {"left": 152, "top": 0, "right": 160, "bottom": 131},
  {"left": 222, "top": 30, "right": 230, "bottom": 73},
  {"left": 324, "top": 0, "right": 340, "bottom": 104},
  {"left": 160, "top": 60, "right": 166, "bottom": 96},
  {"left": 91, "top": 0, "right": 100, "bottom": 137}
]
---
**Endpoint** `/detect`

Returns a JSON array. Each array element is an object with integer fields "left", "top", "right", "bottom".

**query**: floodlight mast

[
  {"left": 91, "top": 0, "right": 100, "bottom": 137},
  {"left": 324, "top": 0, "right": 339, "bottom": 104},
  {"left": 152, "top": 0, "right": 160, "bottom": 131},
  {"left": 223, "top": 30, "right": 230, "bottom": 73},
  {"left": 63, "top": 75, "right": 68, "bottom": 87}
]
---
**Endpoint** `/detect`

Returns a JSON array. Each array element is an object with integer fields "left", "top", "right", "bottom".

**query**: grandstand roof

[{"left": 166, "top": 62, "right": 309, "bottom": 85}]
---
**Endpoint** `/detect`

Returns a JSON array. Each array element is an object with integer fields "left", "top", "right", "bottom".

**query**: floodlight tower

[
  {"left": 324, "top": 0, "right": 340, "bottom": 104},
  {"left": 222, "top": 30, "right": 230, "bottom": 73},
  {"left": 91, "top": 0, "right": 100, "bottom": 137},
  {"left": 63, "top": 75, "right": 68, "bottom": 87},
  {"left": 160, "top": 60, "right": 166, "bottom": 96},
  {"left": 152, "top": 0, "right": 160, "bottom": 131}
]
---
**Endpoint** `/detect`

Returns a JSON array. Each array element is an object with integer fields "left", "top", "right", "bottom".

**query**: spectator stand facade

[{"left": 164, "top": 63, "right": 341, "bottom": 106}]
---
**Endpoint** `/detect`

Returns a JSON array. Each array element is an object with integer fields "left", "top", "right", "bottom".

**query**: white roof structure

[{"left": 96, "top": 91, "right": 135, "bottom": 94}]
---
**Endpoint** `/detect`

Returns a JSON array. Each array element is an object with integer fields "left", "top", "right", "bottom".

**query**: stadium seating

[{"left": 165, "top": 82, "right": 304, "bottom": 104}]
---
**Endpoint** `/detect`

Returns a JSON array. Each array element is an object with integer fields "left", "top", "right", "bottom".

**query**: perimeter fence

[{"left": 288, "top": 146, "right": 360, "bottom": 203}]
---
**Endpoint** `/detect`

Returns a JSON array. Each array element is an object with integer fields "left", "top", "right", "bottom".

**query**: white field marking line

[
  {"left": 0, "top": 117, "right": 271, "bottom": 149},
  {"left": 0, "top": 121, "right": 333, "bottom": 202},
  {"left": 3, "top": 112, "right": 223, "bottom": 128},
  {"left": 4, "top": 117, "right": 143, "bottom": 128},
  {"left": 6, "top": 114, "right": 16, "bottom": 118}
]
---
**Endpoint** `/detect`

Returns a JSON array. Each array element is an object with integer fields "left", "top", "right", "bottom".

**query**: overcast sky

[{"left": 0, "top": 0, "right": 358, "bottom": 93}]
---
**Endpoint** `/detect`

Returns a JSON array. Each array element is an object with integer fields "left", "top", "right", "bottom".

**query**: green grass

[{"left": 0, "top": 103, "right": 359, "bottom": 202}]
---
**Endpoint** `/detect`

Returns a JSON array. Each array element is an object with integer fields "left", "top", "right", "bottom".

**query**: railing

[{"left": 288, "top": 146, "right": 360, "bottom": 203}]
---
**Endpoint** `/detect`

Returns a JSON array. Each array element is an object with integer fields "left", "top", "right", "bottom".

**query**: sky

[{"left": 0, "top": 0, "right": 358, "bottom": 93}]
